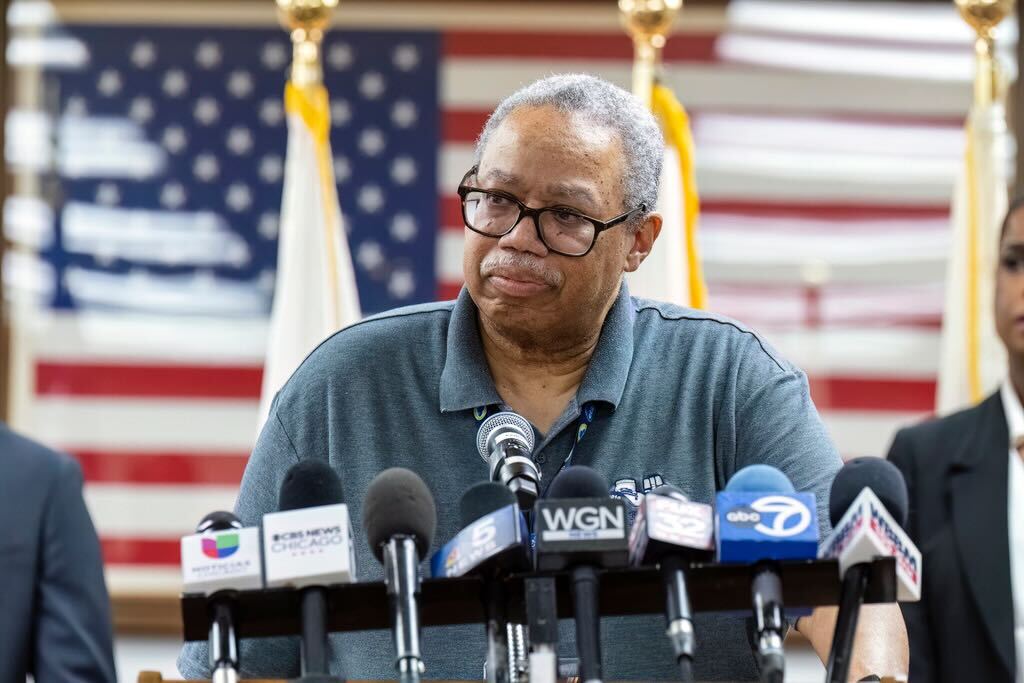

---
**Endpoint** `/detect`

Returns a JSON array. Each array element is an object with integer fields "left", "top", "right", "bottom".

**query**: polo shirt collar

[{"left": 438, "top": 283, "right": 636, "bottom": 414}]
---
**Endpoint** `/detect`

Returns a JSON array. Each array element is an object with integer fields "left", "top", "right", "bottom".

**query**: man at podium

[{"left": 179, "top": 74, "right": 907, "bottom": 681}]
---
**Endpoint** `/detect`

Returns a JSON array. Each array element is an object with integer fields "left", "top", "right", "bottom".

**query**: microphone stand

[
  {"left": 825, "top": 563, "right": 870, "bottom": 683},
  {"left": 385, "top": 536, "right": 425, "bottom": 683}
]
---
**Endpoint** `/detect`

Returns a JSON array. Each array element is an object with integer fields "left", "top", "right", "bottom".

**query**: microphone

[
  {"left": 262, "top": 460, "right": 354, "bottom": 682},
  {"left": 363, "top": 468, "right": 437, "bottom": 683},
  {"left": 716, "top": 465, "right": 819, "bottom": 683},
  {"left": 535, "top": 466, "right": 628, "bottom": 683},
  {"left": 628, "top": 485, "right": 714, "bottom": 682},
  {"left": 431, "top": 482, "right": 530, "bottom": 683},
  {"left": 476, "top": 411, "right": 541, "bottom": 508},
  {"left": 180, "top": 511, "right": 263, "bottom": 683},
  {"left": 819, "top": 457, "right": 920, "bottom": 683}
]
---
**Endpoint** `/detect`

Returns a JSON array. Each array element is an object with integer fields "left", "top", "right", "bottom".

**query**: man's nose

[{"left": 497, "top": 213, "right": 548, "bottom": 257}]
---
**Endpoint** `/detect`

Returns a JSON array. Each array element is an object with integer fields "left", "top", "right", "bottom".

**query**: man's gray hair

[{"left": 474, "top": 73, "right": 664, "bottom": 213}]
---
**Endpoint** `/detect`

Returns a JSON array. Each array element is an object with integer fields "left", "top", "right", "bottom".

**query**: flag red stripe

[
  {"left": 443, "top": 31, "right": 719, "bottom": 62},
  {"left": 808, "top": 376, "right": 935, "bottom": 412},
  {"left": 73, "top": 450, "right": 248, "bottom": 485},
  {"left": 102, "top": 537, "right": 180, "bottom": 566},
  {"left": 36, "top": 362, "right": 263, "bottom": 399},
  {"left": 440, "top": 197, "right": 949, "bottom": 228}
]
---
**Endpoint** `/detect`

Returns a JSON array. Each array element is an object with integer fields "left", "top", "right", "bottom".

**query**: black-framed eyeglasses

[{"left": 457, "top": 166, "right": 647, "bottom": 257}]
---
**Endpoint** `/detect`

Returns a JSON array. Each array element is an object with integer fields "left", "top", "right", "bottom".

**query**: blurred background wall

[{"left": 2, "top": 0, "right": 1018, "bottom": 679}]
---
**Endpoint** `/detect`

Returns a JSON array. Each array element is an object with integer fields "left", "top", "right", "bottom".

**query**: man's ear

[{"left": 624, "top": 212, "right": 662, "bottom": 273}]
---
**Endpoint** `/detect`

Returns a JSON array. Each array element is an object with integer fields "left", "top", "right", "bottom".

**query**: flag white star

[
  {"left": 258, "top": 268, "right": 277, "bottom": 292},
  {"left": 226, "top": 127, "right": 254, "bottom": 155},
  {"left": 358, "top": 128, "right": 386, "bottom": 157},
  {"left": 391, "top": 100, "right": 417, "bottom": 128},
  {"left": 225, "top": 183, "right": 252, "bottom": 212},
  {"left": 333, "top": 156, "right": 351, "bottom": 183},
  {"left": 130, "top": 40, "right": 156, "bottom": 69},
  {"left": 392, "top": 44, "right": 420, "bottom": 72},
  {"left": 160, "top": 182, "right": 187, "bottom": 209},
  {"left": 259, "top": 99, "right": 284, "bottom": 126},
  {"left": 195, "top": 41, "right": 222, "bottom": 69},
  {"left": 327, "top": 43, "right": 354, "bottom": 71},
  {"left": 64, "top": 96, "right": 88, "bottom": 117},
  {"left": 330, "top": 99, "right": 351, "bottom": 126},
  {"left": 359, "top": 72, "right": 386, "bottom": 100},
  {"left": 261, "top": 42, "right": 288, "bottom": 70},
  {"left": 225, "top": 241, "right": 251, "bottom": 267},
  {"left": 258, "top": 213, "right": 279, "bottom": 240},
  {"left": 162, "top": 69, "right": 189, "bottom": 98},
  {"left": 193, "top": 97, "right": 220, "bottom": 126},
  {"left": 128, "top": 97, "right": 154, "bottom": 124},
  {"left": 161, "top": 126, "right": 188, "bottom": 154},
  {"left": 259, "top": 155, "right": 283, "bottom": 184},
  {"left": 390, "top": 213, "right": 418, "bottom": 242},
  {"left": 97, "top": 69, "right": 122, "bottom": 97},
  {"left": 356, "top": 241, "right": 385, "bottom": 271},
  {"left": 388, "top": 268, "right": 415, "bottom": 299},
  {"left": 357, "top": 185, "right": 384, "bottom": 213},
  {"left": 95, "top": 182, "right": 120, "bottom": 206},
  {"left": 227, "top": 70, "right": 254, "bottom": 98},
  {"left": 193, "top": 153, "right": 220, "bottom": 182},
  {"left": 390, "top": 156, "right": 417, "bottom": 185}
]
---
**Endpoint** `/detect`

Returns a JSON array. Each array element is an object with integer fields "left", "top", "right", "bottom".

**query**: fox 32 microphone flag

[{"left": 259, "top": 81, "right": 362, "bottom": 427}]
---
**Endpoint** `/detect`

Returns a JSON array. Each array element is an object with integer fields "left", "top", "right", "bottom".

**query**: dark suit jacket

[
  {"left": 887, "top": 391, "right": 1014, "bottom": 683},
  {"left": 0, "top": 424, "right": 117, "bottom": 682}
]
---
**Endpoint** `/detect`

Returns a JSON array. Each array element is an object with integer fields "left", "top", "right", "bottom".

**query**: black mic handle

[
  {"left": 660, "top": 556, "right": 696, "bottom": 682},
  {"left": 825, "top": 563, "right": 871, "bottom": 683},
  {"left": 752, "top": 564, "right": 785, "bottom": 683},
  {"left": 300, "top": 587, "right": 330, "bottom": 675},
  {"left": 570, "top": 564, "right": 603, "bottom": 683},
  {"left": 482, "top": 578, "right": 511, "bottom": 683},
  {"left": 209, "top": 599, "right": 239, "bottom": 683}
]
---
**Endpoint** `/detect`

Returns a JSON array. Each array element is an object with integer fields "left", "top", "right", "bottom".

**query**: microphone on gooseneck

[
  {"left": 429, "top": 482, "right": 530, "bottom": 683},
  {"left": 262, "top": 460, "right": 353, "bottom": 683},
  {"left": 820, "top": 457, "right": 919, "bottom": 683},
  {"left": 628, "top": 485, "right": 714, "bottom": 682},
  {"left": 716, "top": 465, "right": 820, "bottom": 683},
  {"left": 181, "top": 511, "right": 262, "bottom": 683},
  {"left": 535, "top": 466, "right": 629, "bottom": 683},
  {"left": 476, "top": 411, "right": 541, "bottom": 508},
  {"left": 363, "top": 468, "right": 437, "bottom": 683}
]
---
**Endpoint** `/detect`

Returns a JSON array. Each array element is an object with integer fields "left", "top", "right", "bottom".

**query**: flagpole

[
  {"left": 277, "top": 0, "right": 336, "bottom": 93},
  {"left": 955, "top": 0, "right": 1013, "bottom": 108},
  {"left": 618, "top": 0, "right": 681, "bottom": 107}
]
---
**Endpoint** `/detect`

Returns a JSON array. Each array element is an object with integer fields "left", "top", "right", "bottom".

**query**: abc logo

[{"left": 726, "top": 506, "right": 761, "bottom": 526}]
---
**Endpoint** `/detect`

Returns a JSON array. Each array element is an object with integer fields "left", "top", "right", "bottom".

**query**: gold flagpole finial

[
  {"left": 277, "top": 0, "right": 338, "bottom": 90},
  {"left": 618, "top": 0, "right": 682, "bottom": 107},
  {"left": 954, "top": 0, "right": 1015, "bottom": 106}
]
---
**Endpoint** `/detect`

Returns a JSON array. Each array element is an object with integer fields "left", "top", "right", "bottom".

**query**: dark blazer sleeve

[
  {"left": 886, "top": 427, "right": 935, "bottom": 683},
  {"left": 32, "top": 454, "right": 117, "bottom": 683}
]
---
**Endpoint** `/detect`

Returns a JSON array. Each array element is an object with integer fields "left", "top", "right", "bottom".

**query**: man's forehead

[{"left": 1006, "top": 207, "right": 1024, "bottom": 243}]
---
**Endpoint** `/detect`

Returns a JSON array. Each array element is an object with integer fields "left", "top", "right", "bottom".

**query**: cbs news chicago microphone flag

[{"left": 258, "top": 44, "right": 362, "bottom": 428}]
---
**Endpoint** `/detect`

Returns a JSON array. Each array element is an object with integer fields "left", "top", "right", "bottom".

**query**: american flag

[{"left": 4, "top": 0, "right": 1007, "bottom": 592}]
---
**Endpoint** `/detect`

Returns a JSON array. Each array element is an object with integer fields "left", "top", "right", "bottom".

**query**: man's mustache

[{"left": 480, "top": 253, "right": 562, "bottom": 287}]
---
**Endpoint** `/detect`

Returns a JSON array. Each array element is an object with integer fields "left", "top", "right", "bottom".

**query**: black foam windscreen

[
  {"left": 829, "top": 457, "right": 909, "bottom": 527},
  {"left": 459, "top": 481, "right": 516, "bottom": 528},
  {"left": 362, "top": 468, "right": 437, "bottom": 562},
  {"left": 278, "top": 459, "right": 344, "bottom": 512},
  {"left": 546, "top": 465, "right": 609, "bottom": 499},
  {"left": 196, "top": 510, "right": 241, "bottom": 534}
]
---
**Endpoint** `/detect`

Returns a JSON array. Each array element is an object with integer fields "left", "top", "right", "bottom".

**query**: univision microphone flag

[
  {"left": 258, "top": 80, "right": 362, "bottom": 429},
  {"left": 627, "top": 82, "right": 708, "bottom": 310}
]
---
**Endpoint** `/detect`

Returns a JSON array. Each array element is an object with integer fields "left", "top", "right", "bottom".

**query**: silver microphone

[{"left": 475, "top": 411, "right": 540, "bottom": 510}]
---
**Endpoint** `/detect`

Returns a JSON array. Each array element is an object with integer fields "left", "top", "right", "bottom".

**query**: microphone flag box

[
  {"left": 629, "top": 494, "right": 714, "bottom": 565},
  {"left": 819, "top": 487, "right": 922, "bottom": 601},
  {"left": 715, "top": 491, "right": 819, "bottom": 563},
  {"left": 262, "top": 503, "right": 356, "bottom": 588},
  {"left": 430, "top": 503, "right": 528, "bottom": 578},
  {"left": 534, "top": 497, "right": 629, "bottom": 571},
  {"left": 181, "top": 527, "right": 263, "bottom": 594}
]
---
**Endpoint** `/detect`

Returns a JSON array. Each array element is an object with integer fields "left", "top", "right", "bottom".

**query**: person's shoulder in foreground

[{"left": 0, "top": 423, "right": 117, "bottom": 683}]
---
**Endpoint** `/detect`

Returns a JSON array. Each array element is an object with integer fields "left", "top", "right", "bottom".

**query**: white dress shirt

[{"left": 1002, "top": 380, "right": 1024, "bottom": 682}]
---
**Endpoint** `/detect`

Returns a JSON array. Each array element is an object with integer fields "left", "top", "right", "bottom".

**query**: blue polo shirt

[{"left": 179, "top": 283, "right": 841, "bottom": 681}]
